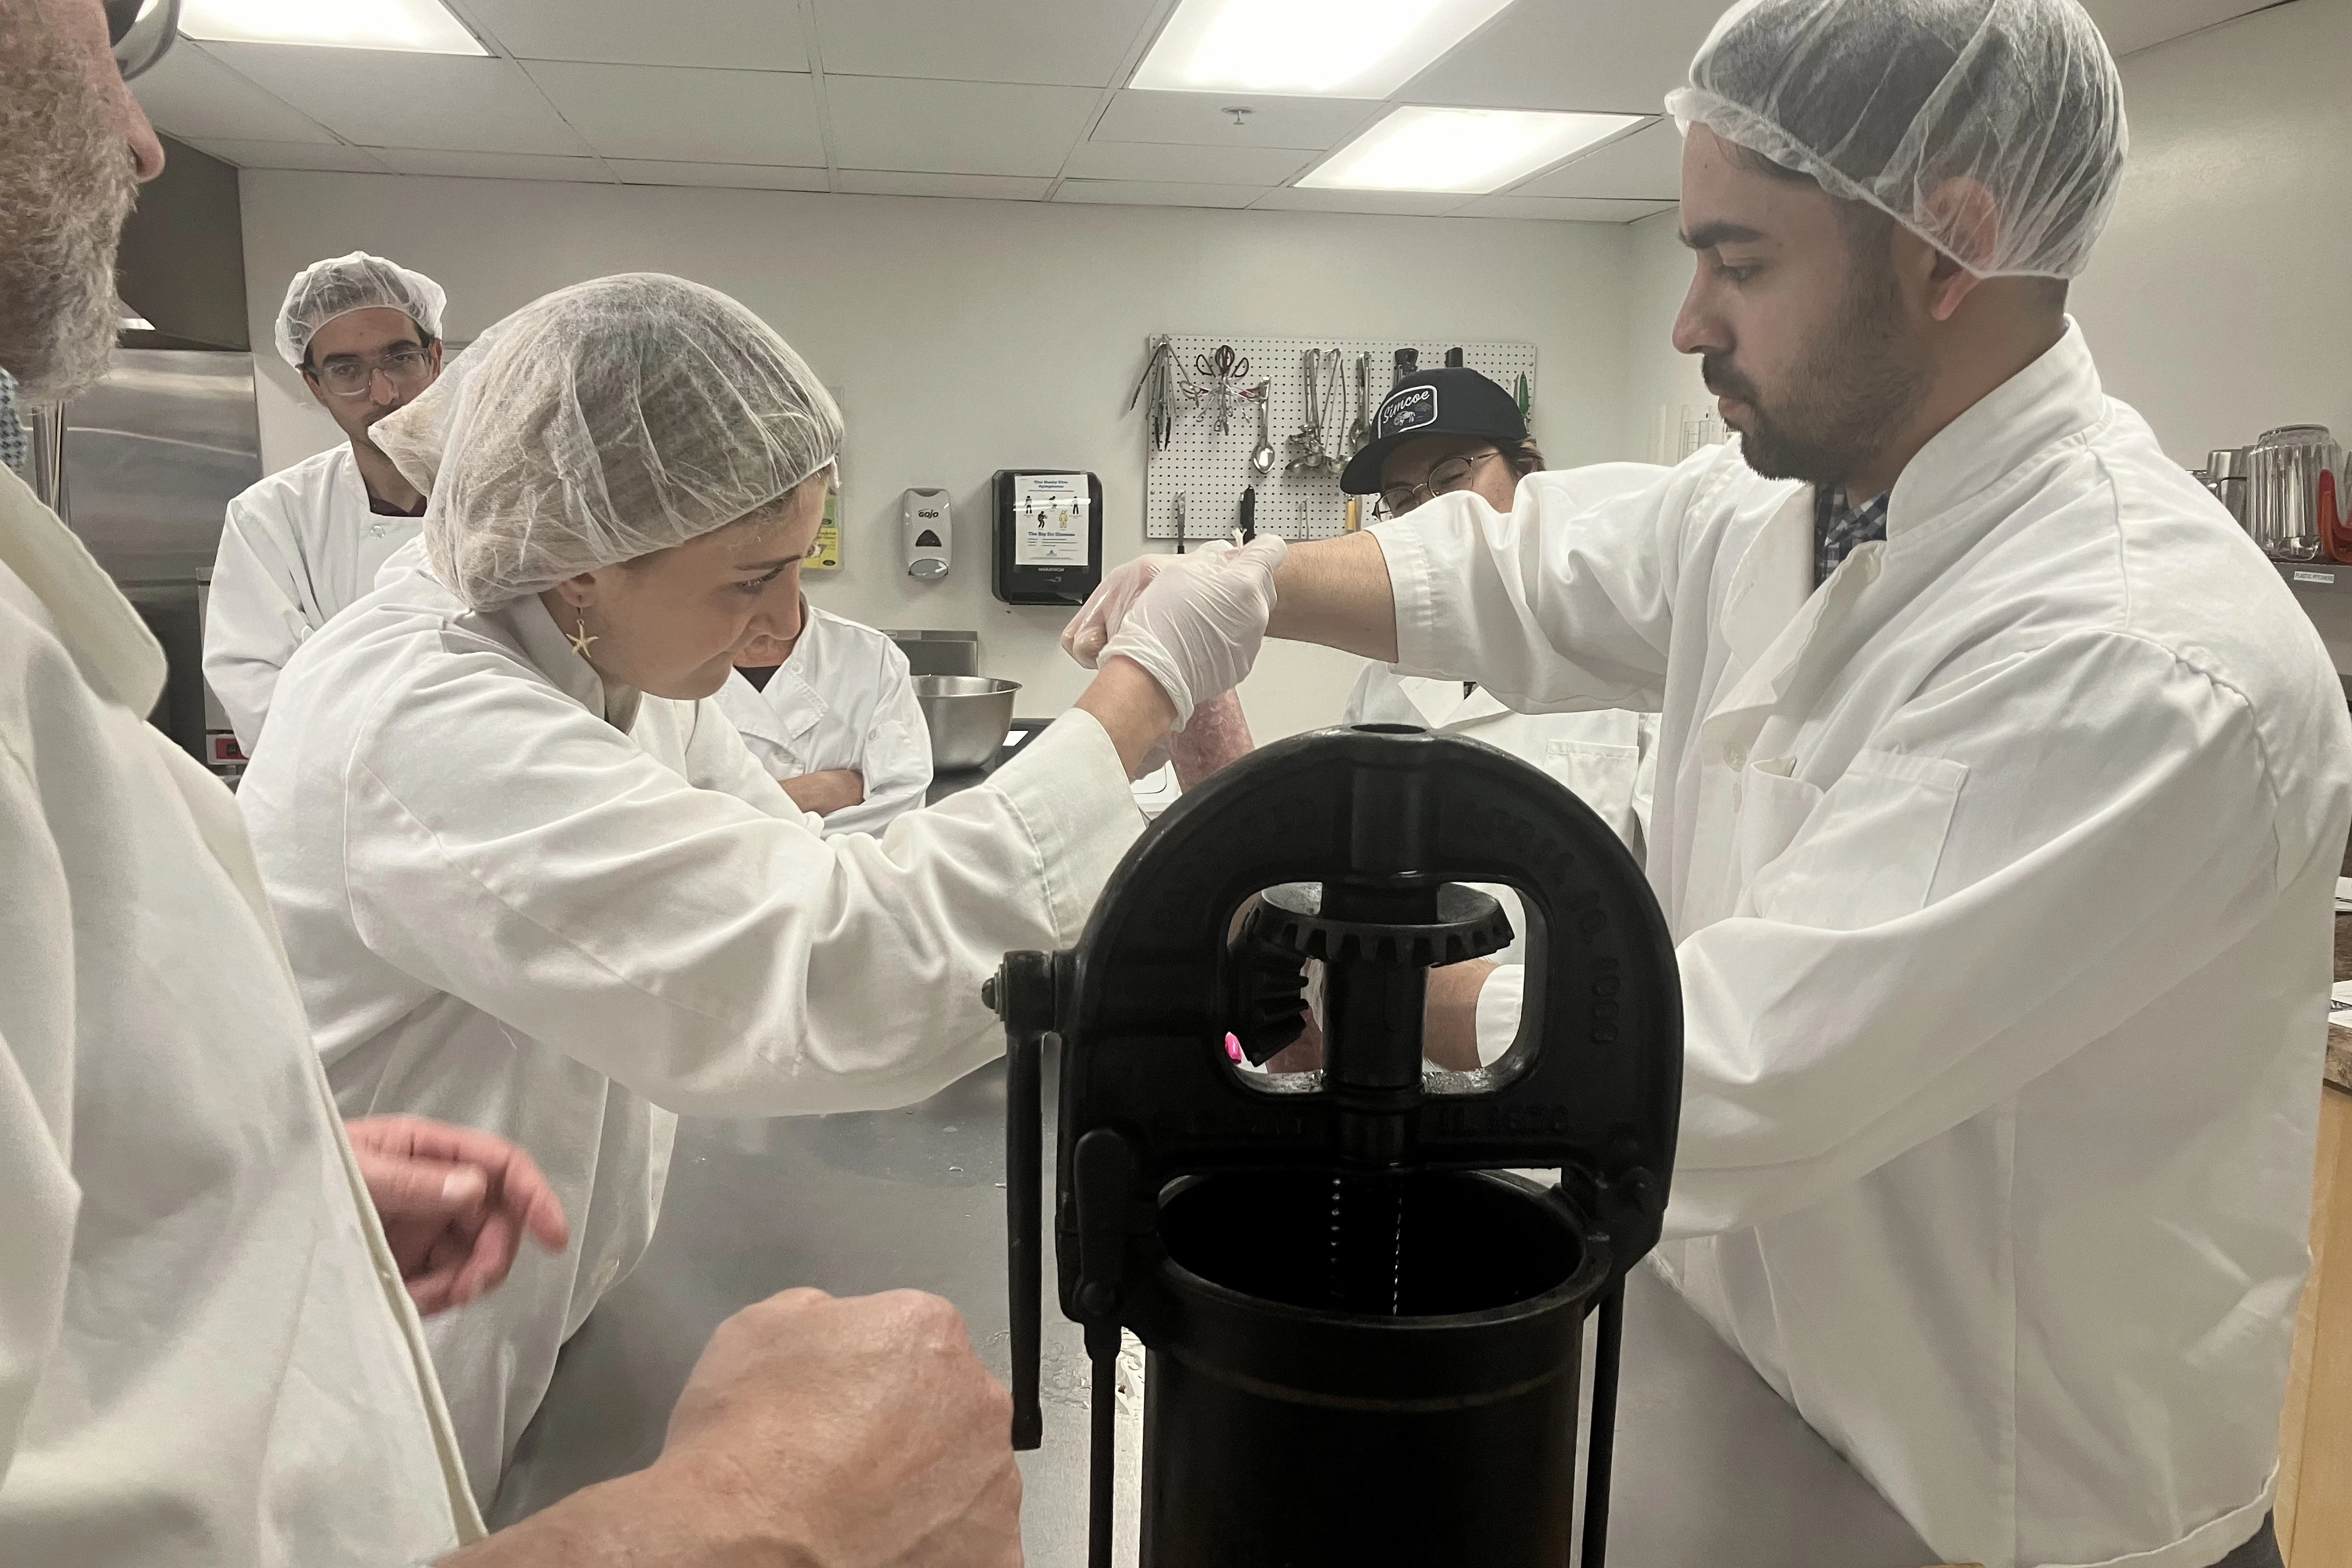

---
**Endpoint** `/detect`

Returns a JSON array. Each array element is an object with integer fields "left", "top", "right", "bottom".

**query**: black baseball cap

[{"left": 1339, "top": 367, "right": 1527, "bottom": 495}]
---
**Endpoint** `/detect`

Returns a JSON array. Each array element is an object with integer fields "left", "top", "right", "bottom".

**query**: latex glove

[
  {"left": 345, "top": 1114, "right": 570, "bottom": 1315},
  {"left": 1062, "top": 540, "right": 1236, "bottom": 668},
  {"left": 1100, "top": 535, "right": 1286, "bottom": 727}
]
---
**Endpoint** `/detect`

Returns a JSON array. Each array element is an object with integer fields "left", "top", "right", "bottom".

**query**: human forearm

[
  {"left": 1168, "top": 688, "right": 1255, "bottom": 790},
  {"left": 1423, "top": 960, "right": 1499, "bottom": 1072},
  {"left": 1265, "top": 530, "right": 1398, "bottom": 661},
  {"left": 780, "top": 769, "right": 865, "bottom": 817},
  {"left": 1073, "top": 654, "right": 1178, "bottom": 776},
  {"left": 440, "top": 1466, "right": 701, "bottom": 1567}
]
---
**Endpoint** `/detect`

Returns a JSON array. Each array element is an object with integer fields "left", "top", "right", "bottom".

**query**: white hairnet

[
  {"left": 1667, "top": 0, "right": 2128, "bottom": 279},
  {"left": 274, "top": 251, "right": 447, "bottom": 368},
  {"left": 373, "top": 273, "right": 842, "bottom": 610}
]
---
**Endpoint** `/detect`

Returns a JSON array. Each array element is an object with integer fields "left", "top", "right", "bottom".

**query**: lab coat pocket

[
  {"left": 1752, "top": 749, "right": 1968, "bottom": 930},
  {"left": 1732, "top": 760, "right": 1823, "bottom": 891},
  {"left": 1542, "top": 738, "right": 1641, "bottom": 841}
]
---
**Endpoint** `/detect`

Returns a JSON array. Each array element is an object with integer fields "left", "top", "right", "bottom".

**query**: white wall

[
  {"left": 1614, "top": 0, "right": 2352, "bottom": 470},
  {"left": 1621, "top": 205, "right": 1707, "bottom": 464},
  {"left": 2069, "top": 0, "right": 2352, "bottom": 466},
  {"left": 240, "top": 176, "right": 1639, "bottom": 738}
]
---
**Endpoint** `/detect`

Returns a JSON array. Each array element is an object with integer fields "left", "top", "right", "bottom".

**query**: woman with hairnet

[
  {"left": 202, "top": 252, "right": 449, "bottom": 754},
  {"left": 236, "top": 271, "right": 1282, "bottom": 1510},
  {"left": 1069, "top": 2, "right": 2346, "bottom": 1566}
]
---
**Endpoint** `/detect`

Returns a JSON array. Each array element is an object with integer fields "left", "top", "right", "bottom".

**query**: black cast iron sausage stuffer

[{"left": 992, "top": 724, "right": 1682, "bottom": 1568}]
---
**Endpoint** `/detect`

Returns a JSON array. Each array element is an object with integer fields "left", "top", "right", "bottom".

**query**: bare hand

[
  {"left": 345, "top": 1115, "right": 570, "bottom": 1315},
  {"left": 440, "top": 1289, "right": 1021, "bottom": 1568},
  {"left": 663, "top": 1289, "right": 1023, "bottom": 1567},
  {"left": 781, "top": 768, "right": 866, "bottom": 817}
]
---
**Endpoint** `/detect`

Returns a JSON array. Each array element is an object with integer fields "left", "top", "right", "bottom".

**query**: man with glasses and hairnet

[
  {"left": 1068, "top": 2, "right": 2348, "bottom": 1564},
  {"left": 202, "top": 251, "right": 449, "bottom": 754}
]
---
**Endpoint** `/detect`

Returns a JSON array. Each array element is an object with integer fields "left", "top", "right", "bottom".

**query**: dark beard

[
  {"left": 0, "top": 22, "right": 138, "bottom": 401},
  {"left": 1704, "top": 243, "right": 1929, "bottom": 489}
]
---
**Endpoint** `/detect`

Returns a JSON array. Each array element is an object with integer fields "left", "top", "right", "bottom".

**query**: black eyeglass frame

[
  {"left": 1370, "top": 447, "right": 1506, "bottom": 520},
  {"left": 107, "top": 0, "right": 181, "bottom": 82}
]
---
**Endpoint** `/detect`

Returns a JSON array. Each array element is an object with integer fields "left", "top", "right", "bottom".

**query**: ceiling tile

[
  {"left": 812, "top": 0, "right": 1158, "bottom": 87},
  {"left": 608, "top": 161, "right": 831, "bottom": 191},
  {"left": 1093, "top": 90, "right": 1378, "bottom": 150},
  {"left": 524, "top": 62, "right": 822, "bottom": 164},
  {"left": 372, "top": 148, "right": 614, "bottom": 183},
  {"left": 825, "top": 77, "right": 1100, "bottom": 177},
  {"left": 835, "top": 170, "right": 1052, "bottom": 200},
  {"left": 132, "top": 41, "right": 337, "bottom": 144},
  {"left": 202, "top": 45, "right": 592, "bottom": 155},
  {"left": 1061, "top": 141, "right": 1312, "bottom": 185},
  {"left": 1250, "top": 187, "right": 1467, "bottom": 217},
  {"left": 1455, "top": 195, "right": 1676, "bottom": 223},
  {"left": 181, "top": 138, "right": 393, "bottom": 173},
  {"left": 2078, "top": 0, "right": 2275, "bottom": 55},
  {"left": 1054, "top": 179, "right": 1264, "bottom": 209},
  {"left": 459, "top": 0, "right": 806, "bottom": 69},
  {"left": 1515, "top": 119, "right": 1680, "bottom": 200},
  {"left": 1399, "top": 0, "right": 1726, "bottom": 116}
]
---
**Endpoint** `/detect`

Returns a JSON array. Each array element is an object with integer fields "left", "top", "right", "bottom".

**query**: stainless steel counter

[{"left": 492, "top": 1052, "right": 1933, "bottom": 1564}]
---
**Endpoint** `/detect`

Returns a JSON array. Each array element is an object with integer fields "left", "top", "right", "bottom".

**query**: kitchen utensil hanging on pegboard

[{"left": 1137, "top": 335, "right": 1535, "bottom": 546}]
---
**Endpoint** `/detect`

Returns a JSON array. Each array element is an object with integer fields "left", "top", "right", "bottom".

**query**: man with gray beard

[{"left": 0, "top": 3, "right": 1023, "bottom": 1564}]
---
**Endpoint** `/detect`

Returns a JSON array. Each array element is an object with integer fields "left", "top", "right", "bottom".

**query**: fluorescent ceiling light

[
  {"left": 1132, "top": 0, "right": 1516, "bottom": 99},
  {"left": 181, "top": 0, "right": 487, "bottom": 54},
  {"left": 1300, "top": 106, "right": 1644, "bottom": 194}
]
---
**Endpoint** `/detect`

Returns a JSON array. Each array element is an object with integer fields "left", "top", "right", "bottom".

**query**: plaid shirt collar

[{"left": 1814, "top": 485, "right": 1889, "bottom": 587}]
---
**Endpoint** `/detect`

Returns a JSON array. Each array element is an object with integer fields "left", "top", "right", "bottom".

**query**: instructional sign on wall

[{"left": 1013, "top": 471, "right": 1091, "bottom": 567}]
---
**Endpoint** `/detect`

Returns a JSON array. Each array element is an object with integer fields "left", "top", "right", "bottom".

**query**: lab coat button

[{"left": 1726, "top": 746, "right": 1746, "bottom": 770}]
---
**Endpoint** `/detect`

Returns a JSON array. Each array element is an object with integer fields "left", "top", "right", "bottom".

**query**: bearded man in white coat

[
  {"left": 202, "top": 250, "right": 447, "bottom": 753},
  {"left": 1066, "top": 3, "right": 2350, "bottom": 1565}
]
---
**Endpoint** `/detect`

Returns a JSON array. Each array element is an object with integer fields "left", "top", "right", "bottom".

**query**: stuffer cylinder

[{"left": 993, "top": 724, "right": 1682, "bottom": 1567}]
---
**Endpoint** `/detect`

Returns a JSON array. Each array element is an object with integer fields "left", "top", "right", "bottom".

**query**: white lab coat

[
  {"left": 0, "top": 468, "right": 478, "bottom": 1564},
  {"left": 1381, "top": 323, "right": 2351, "bottom": 1568},
  {"left": 237, "top": 559, "right": 1146, "bottom": 1508},
  {"left": 715, "top": 603, "right": 933, "bottom": 837},
  {"left": 1343, "top": 666, "right": 1657, "bottom": 862},
  {"left": 204, "top": 443, "right": 421, "bottom": 754}
]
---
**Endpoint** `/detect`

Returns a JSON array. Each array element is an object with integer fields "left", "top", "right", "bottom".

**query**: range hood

[{"left": 117, "top": 135, "right": 249, "bottom": 352}]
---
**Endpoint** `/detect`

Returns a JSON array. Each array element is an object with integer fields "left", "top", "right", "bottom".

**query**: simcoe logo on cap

[{"left": 1380, "top": 385, "right": 1437, "bottom": 439}]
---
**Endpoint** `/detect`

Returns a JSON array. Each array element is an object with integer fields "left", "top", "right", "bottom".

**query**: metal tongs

[
  {"left": 1126, "top": 335, "right": 1179, "bottom": 450},
  {"left": 1286, "top": 348, "right": 1346, "bottom": 476}
]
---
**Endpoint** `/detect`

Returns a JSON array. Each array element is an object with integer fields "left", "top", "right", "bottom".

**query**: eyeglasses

[
  {"left": 107, "top": 0, "right": 181, "bottom": 82},
  {"left": 310, "top": 347, "right": 435, "bottom": 398},
  {"left": 1373, "top": 448, "right": 1503, "bottom": 519}
]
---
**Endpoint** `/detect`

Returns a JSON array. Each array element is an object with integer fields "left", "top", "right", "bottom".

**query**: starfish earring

[{"left": 568, "top": 616, "right": 598, "bottom": 659}]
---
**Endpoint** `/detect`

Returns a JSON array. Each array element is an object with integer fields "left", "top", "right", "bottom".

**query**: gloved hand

[
  {"left": 1064, "top": 548, "right": 1196, "bottom": 668},
  {"left": 1099, "top": 534, "right": 1286, "bottom": 727}
]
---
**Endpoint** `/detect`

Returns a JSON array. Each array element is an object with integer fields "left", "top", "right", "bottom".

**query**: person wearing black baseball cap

[{"left": 1338, "top": 365, "right": 1544, "bottom": 517}]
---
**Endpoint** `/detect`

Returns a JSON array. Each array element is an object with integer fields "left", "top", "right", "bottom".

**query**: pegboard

[{"left": 1140, "top": 335, "right": 1536, "bottom": 545}]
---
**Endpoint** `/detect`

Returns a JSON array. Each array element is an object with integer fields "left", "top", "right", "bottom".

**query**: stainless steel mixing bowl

[{"left": 914, "top": 675, "right": 1020, "bottom": 770}]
